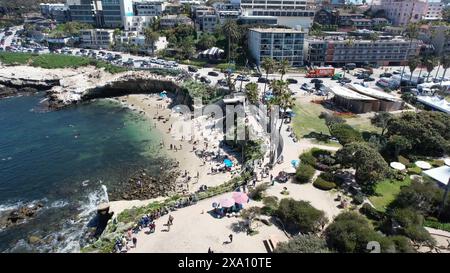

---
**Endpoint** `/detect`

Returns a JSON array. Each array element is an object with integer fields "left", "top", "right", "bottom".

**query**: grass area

[
  {"left": 0, "top": 52, "right": 126, "bottom": 74},
  {"left": 345, "top": 116, "right": 381, "bottom": 133},
  {"left": 424, "top": 219, "right": 450, "bottom": 232},
  {"left": 292, "top": 103, "right": 329, "bottom": 137},
  {"left": 369, "top": 176, "right": 412, "bottom": 212}
]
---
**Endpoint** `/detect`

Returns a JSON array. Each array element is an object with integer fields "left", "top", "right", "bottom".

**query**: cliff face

[{"left": 0, "top": 65, "right": 194, "bottom": 109}]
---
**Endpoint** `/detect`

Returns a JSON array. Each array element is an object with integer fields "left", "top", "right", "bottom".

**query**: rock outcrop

[{"left": 0, "top": 202, "right": 44, "bottom": 229}]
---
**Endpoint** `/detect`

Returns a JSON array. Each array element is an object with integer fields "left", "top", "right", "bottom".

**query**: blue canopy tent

[{"left": 224, "top": 159, "right": 233, "bottom": 168}]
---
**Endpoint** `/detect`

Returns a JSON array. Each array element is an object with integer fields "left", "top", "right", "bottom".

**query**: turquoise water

[{"left": 0, "top": 94, "right": 166, "bottom": 252}]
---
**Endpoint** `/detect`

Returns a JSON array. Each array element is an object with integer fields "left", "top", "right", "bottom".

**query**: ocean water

[{"left": 0, "top": 93, "right": 165, "bottom": 252}]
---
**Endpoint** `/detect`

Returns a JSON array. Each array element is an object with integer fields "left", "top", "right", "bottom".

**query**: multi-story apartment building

[
  {"left": 377, "top": 0, "right": 429, "bottom": 26},
  {"left": 338, "top": 13, "right": 364, "bottom": 27},
  {"left": 248, "top": 28, "right": 305, "bottom": 67},
  {"left": 67, "top": 0, "right": 100, "bottom": 25},
  {"left": 237, "top": 15, "right": 278, "bottom": 25},
  {"left": 40, "top": 3, "right": 70, "bottom": 23},
  {"left": 160, "top": 15, "right": 194, "bottom": 29},
  {"left": 101, "top": 0, "right": 122, "bottom": 28},
  {"left": 133, "top": 1, "right": 166, "bottom": 16},
  {"left": 193, "top": 6, "right": 219, "bottom": 33},
  {"left": 240, "top": 0, "right": 315, "bottom": 31},
  {"left": 423, "top": 0, "right": 444, "bottom": 20},
  {"left": 123, "top": 15, "right": 155, "bottom": 34},
  {"left": 419, "top": 24, "right": 450, "bottom": 56},
  {"left": 306, "top": 36, "right": 421, "bottom": 67},
  {"left": 80, "top": 28, "right": 115, "bottom": 48}
]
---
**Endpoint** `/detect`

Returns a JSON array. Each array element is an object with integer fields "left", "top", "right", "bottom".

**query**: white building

[
  {"left": 242, "top": 9, "right": 315, "bottom": 31},
  {"left": 134, "top": 1, "right": 167, "bottom": 16},
  {"left": 123, "top": 15, "right": 156, "bottom": 35},
  {"left": 80, "top": 29, "right": 115, "bottom": 49},
  {"left": 248, "top": 28, "right": 305, "bottom": 67}
]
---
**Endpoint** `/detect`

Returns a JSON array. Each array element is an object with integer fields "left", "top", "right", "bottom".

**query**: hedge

[
  {"left": 424, "top": 219, "right": 450, "bottom": 233},
  {"left": 359, "top": 203, "right": 384, "bottom": 221},
  {"left": 407, "top": 167, "right": 422, "bottom": 175},
  {"left": 299, "top": 152, "right": 316, "bottom": 167},
  {"left": 313, "top": 177, "right": 336, "bottom": 191},
  {"left": 295, "top": 164, "right": 316, "bottom": 183}
]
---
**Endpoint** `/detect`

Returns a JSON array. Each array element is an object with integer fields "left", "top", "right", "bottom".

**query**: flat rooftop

[{"left": 249, "top": 28, "right": 304, "bottom": 33}]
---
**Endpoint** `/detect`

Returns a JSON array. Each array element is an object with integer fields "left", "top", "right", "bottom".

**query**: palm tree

[
  {"left": 278, "top": 59, "right": 290, "bottom": 80},
  {"left": 222, "top": 19, "right": 240, "bottom": 63},
  {"left": 245, "top": 82, "right": 259, "bottom": 105},
  {"left": 144, "top": 27, "right": 159, "bottom": 56},
  {"left": 440, "top": 55, "right": 450, "bottom": 87},
  {"left": 269, "top": 80, "right": 294, "bottom": 132},
  {"left": 425, "top": 56, "right": 439, "bottom": 82},
  {"left": 400, "top": 23, "right": 419, "bottom": 85},
  {"left": 342, "top": 38, "right": 354, "bottom": 77},
  {"left": 407, "top": 57, "right": 420, "bottom": 85},
  {"left": 261, "top": 57, "right": 277, "bottom": 97}
]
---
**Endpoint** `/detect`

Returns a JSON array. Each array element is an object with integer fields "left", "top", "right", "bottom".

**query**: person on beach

[
  {"left": 229, "top": 234, "right": 233, "bottom": 243},
  {"left": 169, "top": 214, "right": 174, "bottom": 225},
  {"left": 270, "top": 174, "right": 274, "bottom": 186},
  {"left": 179, "top": 144, "right": 182, "bottom": 150},
  {"left": 132, "top": 237, "right": 137, "bottom": 248},
  {"left": 170, "top": 144, "right": 173, "bottom": 150}
]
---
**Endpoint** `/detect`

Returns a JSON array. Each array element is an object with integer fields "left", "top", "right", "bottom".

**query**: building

[
  {"left": 164, "top": 3, "right": 183, "bottom": 15},
  {"left": 160, "top": 15, "right": 194, "bottom": 29},
  {"left": 419, "top": 24, "right": 450, "bottom": 56},
  {"left": 240, "top": 0, "right": 316, "bottom": 31},
  {"left": 314, "top": 8, "right": 339, "bottom": 26},
  {"left": 67, "top": 0, "right": 100, "bottom": 25},
  {"left": 123, "top": 15, "right": 155, "bottom": 34},
  {"left": 237, "top": 15, "right": 278, "bottom": 25},
  {"left": 134, "top": 1, "right": 166, "bottom": 16},
  {"left": 80, "top": 28, "right": 115, "bottom": 48},
  {"left": 248, "top": 28, "right": 305, "bottom": 67},
  {"left": 41, "top": 3, "right": 71, "bottom": 23},
  {"left": 306, "top": 35, "right": 421, "bottom": 67},
  {"left": 327, "top": 85, "right": 378, "bottom": 113},
  {"left": 377, "top": 0, "right": 429, "bottom": 26},
  {"left": 350, "top": 18, "right": 373, "bottom": 29},
  {"left": 193, "top": 6, "right": 218, "bottom": 33},
  {"left": 338, "top": 13, "right": 364, "bottom": 27},
  {"left": 423, "top": 0, "right": 445, "bottom": 20}
]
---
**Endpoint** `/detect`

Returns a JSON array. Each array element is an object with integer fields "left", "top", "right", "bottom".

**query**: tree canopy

[
  {"left": 336, "top": 142, "right": 390, "bottom": 193},
  {"left": 275, "top": 234, "right": 331, "bottom": 253},
  {"left": 385, "top": 111, "right": 450, "bottom": 157},
  {"left": 275, "top": 198, "right": 328, "bottom": 234}
]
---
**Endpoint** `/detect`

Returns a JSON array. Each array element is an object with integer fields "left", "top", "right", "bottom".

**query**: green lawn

[
  {"left": 369, "top": 177, "right": 412, "bottom": 212},
  {"left": 292, "top": 103, "right": 329, "bottom": 137},
  {"left": 0, "top": 52, "right": 126, "bottom": 74},
  {"left": 345, "top": 116, "right": 381, "bottom": 133}
]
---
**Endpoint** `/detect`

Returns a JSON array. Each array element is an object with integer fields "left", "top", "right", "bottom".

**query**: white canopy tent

[{"left": 423, "top": 166, "right": 450, "bottom": 187}]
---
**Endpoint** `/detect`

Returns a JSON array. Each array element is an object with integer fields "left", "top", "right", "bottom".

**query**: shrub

[
  {"left": 319, "top": 171, "right": 335, "bottom": 182},
  {"left": 275, "top": 234, "right": 331, "bottom": 253},
  {"left": 248, "top": 183, "right": 269, "bottom": 201},
  {"left": 329, "top": 123, "right": 363, "bottom": 145},
  {"left": 407, "top": 167, "right": 422, "bottom": 175},
  {"left": 397, "top": 155, "right": 410, "bottom": 166},
  {"left": 276, "top": 198, "right": 328, "bottom": 233},
  {"left": 431, "top": 159, "right": 444, "bottom": 167},
  {"left": 359, "top": 203, "right": 384, "bottom": 221},
  {"left": 295, "top": 164, "right": 316, "bottom": 184},
  {"left": 310, "top": 148, "right": 332, "bottom": 158},
  {"left": 352, "top": 193, "right": 365, "bottom": 205},
  {"left": 299, "top": 152, "right": 316, "bottom": 167},
  {"left": 313, "top": 177, "right": 336, "bottom": 191},
  {"left": 261, "top": 196, "right": 279, "bottom": 215}
]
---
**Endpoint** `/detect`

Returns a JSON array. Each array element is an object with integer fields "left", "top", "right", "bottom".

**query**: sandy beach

[{"left": 109, "top": 94, "right": 236, "bottom": 215}]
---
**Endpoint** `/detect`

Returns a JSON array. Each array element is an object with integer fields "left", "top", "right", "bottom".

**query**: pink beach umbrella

[
  {"left": 232, "top": 192, "right": 249, "bottom": 204},
  {"left": 219, "top": 198, "right": 236, "bottom": 208}
]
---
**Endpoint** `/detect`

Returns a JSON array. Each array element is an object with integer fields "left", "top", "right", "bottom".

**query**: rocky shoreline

[
  {"left": 0, "top": 202, "right": 44, "bottom": 230},
  {"left": 0, "top": 64, "right": 192, "bottom": 111}
]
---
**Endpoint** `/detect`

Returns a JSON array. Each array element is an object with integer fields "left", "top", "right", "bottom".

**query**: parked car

[
  {"left": 393, "top": 69, "right": 402, "bottom": 75},
  {"left": 310, "top": 78, "right": 323, "bottom": 84},
  {"left": 356, "top": 73, "right": 369, "bottom": 79},
  {"left": 380, "top": 72, "right": 392, "bottom": 78},
  {"left": 188, "top": 66, "right": 198, "bottom": 72},
  {"left": 208, "top": 71, "right": 219, "bottom": 77},
  {"left": 236, "top": 75, "right": 250, "bottom": 81},
  {"left": 301, "top": 83, "right": 312, "bottom": 91},
  {"left": 364, "top": 77, "right": 375, "bottom": 82},
  {"left": 200, "top": 76, "right": 211, "bottom": 84},
  {"left": 338, "top": 77, "right": 352, "bottom": 83},
  {"left": 217, "top": 79, "right": 228, "bottom": 86},
  {"left": 258, "top": 77, "right": 269, "bottom": 83},
  {"left": 286, "top": 78, "right": 298, "bottom": 84}
]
